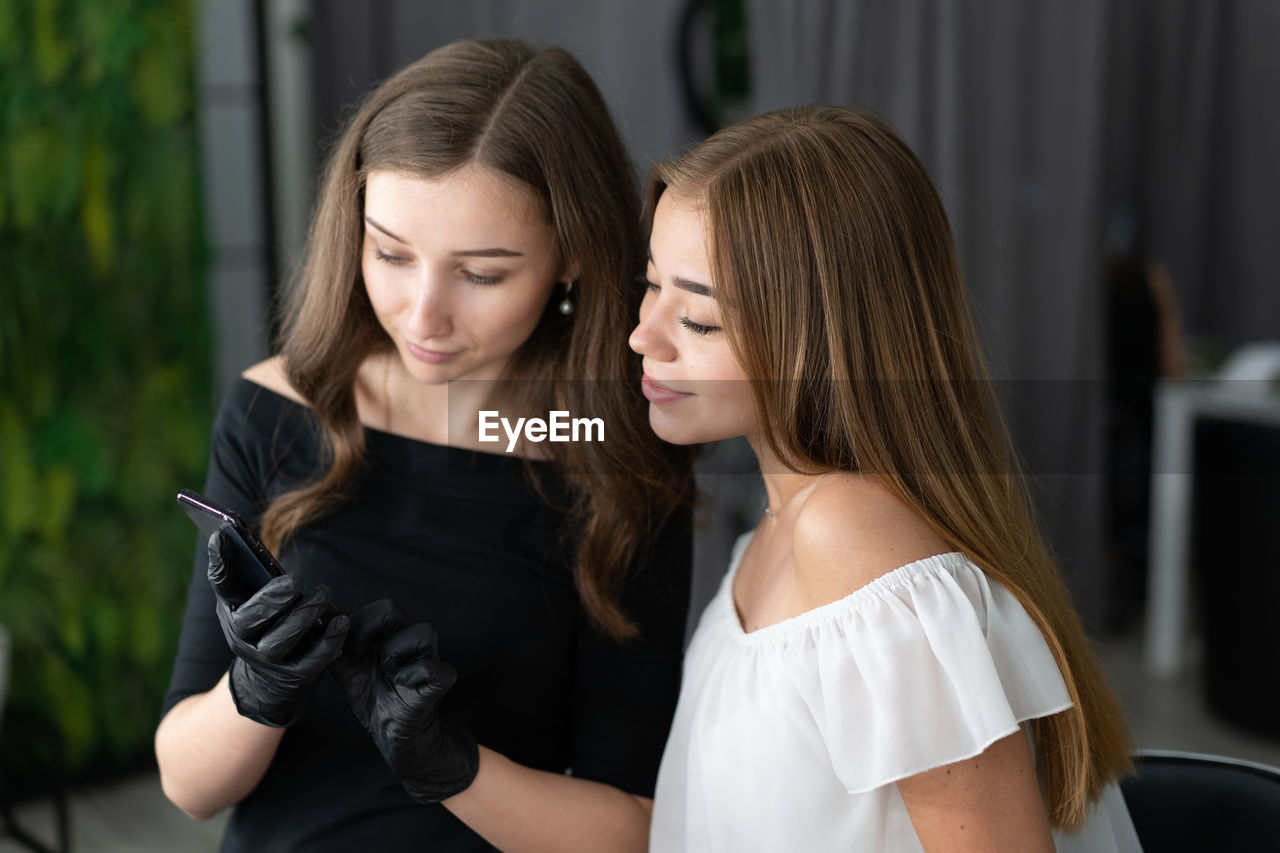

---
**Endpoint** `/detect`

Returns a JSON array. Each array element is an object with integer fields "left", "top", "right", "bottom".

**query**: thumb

[
  {"left": 394, "top": 657, "right": 458, "bottom": 696},
  {"left": 207, "top": 529, "right": 250, "bottom": 609}
]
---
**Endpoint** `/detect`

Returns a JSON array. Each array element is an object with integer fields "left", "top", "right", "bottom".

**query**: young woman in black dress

[{"left": 155, "top": 39, "right": 692, "bottom": 852}]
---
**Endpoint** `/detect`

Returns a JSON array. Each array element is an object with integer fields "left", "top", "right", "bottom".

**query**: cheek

[
  {"left": 711, "top": 379, "right": 758, "bottom": 435},
  {"left": 468, "top": 281, "right": 553, "bottom": 343},
  {"left": 698, "top": 355, "right": 757, "bottom": 437},
  {"left": 361, "top": 260, "right": 398, "bottom": 319},
  {"left": 689, "top": 340, "right": 748, "bottom": 383}
]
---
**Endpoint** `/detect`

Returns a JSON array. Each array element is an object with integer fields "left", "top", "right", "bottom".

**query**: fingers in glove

[
  {"left": 287, "top": 612, "right": 351, "bottom": 673},
  {"left": 344, "top": 598, "right": 413, "bottom": 658},
  {"left": 228, "top": 572, "right": 304, "bottom": 642},
  {"left": 393, "top": 657, "right": 458, "bottom": 697},
  {"left": 256, "top": 585, "right": 333, "bottom": 660},
  {"left": 380, "top": 622, "right": 441, "bottom": 675}
]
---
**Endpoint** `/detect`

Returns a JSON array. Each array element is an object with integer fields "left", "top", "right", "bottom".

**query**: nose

[
  {"left": 405, "top": 275, "right": 453, "bottom": 342},
  {"left": 628, "top": 291, "right": 676, "bottom": 363}
]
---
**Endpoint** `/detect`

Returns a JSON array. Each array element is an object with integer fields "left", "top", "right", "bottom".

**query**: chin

[
  {"left": 647, "top": 406, "right": 731, "bottom": 446},
  {"left": 400, "top": 360, "right": 455, "bottom": 384},
  {"left": 396, "top": 344, "right": 496, "bottom": 385}
]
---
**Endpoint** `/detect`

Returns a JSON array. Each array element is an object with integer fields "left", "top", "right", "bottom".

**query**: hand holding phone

[
  {"left": 177, "top": 488, "right": 349, "bottom": 726},
  {"left": 177, "top": 489, "right": 284, "bottom": 603}
]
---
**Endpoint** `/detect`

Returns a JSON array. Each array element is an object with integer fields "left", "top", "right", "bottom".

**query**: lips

[
  {"left": 406, "top": 340, "right": 461, "bottom": 364},
  {"left": 641, "top": 374, "right": 694, "bottom": 404}
]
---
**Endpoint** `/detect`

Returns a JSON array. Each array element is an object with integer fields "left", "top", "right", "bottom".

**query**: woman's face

[
  {"left": 629, "top": 191, "right": 757, "bottom": 445},
  {"left": 362, "top": 165, "right": 563, "bottom": 384}
]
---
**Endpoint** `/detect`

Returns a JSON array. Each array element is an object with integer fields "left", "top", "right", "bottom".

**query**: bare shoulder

[
  {"left": 241, "top": 355, "right": 308, "bottom": 406},
  {"left": 792, "top": 473, "right": 952, "bottom": 604}
]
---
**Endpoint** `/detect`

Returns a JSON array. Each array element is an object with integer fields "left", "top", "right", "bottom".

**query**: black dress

[{"left": 162, "top": 379, "right": 692, "bottom": 851}]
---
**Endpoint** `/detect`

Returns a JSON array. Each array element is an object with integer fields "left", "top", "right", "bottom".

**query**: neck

[
  {"left": 365, "top": 352, "right": 503, "bottom": 446},
  {"left": 747, "top": 434, "right": 825, "bottom": 518}
]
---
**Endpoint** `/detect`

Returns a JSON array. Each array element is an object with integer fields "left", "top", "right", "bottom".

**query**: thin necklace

[{"left": 762, "top": 504, "right": 774, "bottom": 519}]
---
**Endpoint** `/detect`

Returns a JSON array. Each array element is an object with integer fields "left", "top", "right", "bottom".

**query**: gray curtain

[
  {"left": 1108, "top": 0, "right": 1280, "bottom": 351},
  {"left": 309, "top": 0, "right": 703, "bottom": 173}
]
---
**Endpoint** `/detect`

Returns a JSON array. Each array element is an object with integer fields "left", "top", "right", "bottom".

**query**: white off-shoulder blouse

[{"left": 650, "top": 533, "right": 1142, "bottom": 852}]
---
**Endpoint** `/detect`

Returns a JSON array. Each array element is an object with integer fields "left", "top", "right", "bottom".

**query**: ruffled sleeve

[{"left": 771, "top": 552, "right": 1073, "bottom": 794}]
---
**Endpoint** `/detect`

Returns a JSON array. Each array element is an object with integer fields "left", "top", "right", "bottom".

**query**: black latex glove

[
  {"left": 208, "top": 530, "right": 349, "bottom": 727},
  {"left": 330, "top": 599, "right": 479, "bottom": 803}
]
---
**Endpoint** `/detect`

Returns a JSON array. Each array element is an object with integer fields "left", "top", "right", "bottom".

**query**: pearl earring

[{"left": 559, "top": 281, "right": 575, "bottom": 316}]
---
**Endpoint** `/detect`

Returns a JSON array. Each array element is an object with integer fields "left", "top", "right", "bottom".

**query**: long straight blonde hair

[
  {"left": 265, "top": 39, "right": 693, "bottom": 639},
  {"left": 650, "top": 105, "right": 1131, "bottom": 830}
]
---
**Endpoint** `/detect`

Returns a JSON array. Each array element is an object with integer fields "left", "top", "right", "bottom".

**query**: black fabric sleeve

[
  {"left": 159, "top": 382, "right": 280, "bottom": 718},
  {"left": 568, "top": 506, "right": 693, "bottom": 798}
]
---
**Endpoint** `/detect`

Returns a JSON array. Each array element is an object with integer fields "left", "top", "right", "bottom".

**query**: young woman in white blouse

[{"left": 630, "top": 105, "right": 1142, "bottom": 852}]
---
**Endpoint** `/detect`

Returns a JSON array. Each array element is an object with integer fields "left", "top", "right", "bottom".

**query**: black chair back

[{"left": 1120, "top": 750, "right": 1280, "bottom": 852}]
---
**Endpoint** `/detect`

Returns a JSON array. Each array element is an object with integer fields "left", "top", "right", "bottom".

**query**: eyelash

[
  {"left": 375, "top": 249, "right": 408, "bottom": 266},
  {"left": 679, "top": 316, "right": 718, "bottom": 336},
  {"left": 375, "top": 250, "right": 502, "bottom": 286}
]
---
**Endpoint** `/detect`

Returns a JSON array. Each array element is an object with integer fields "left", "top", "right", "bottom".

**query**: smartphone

[{"left": 177, "top": 489, "right": 285, "bottom": 593}]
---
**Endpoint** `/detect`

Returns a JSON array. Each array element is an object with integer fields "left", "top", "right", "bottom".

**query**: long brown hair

[
  {"left": 650, "top": 105, "right": 1131, "bottom": 829},
  {"left": 265, "top": 38, "right": 693, "bottom": 639}
]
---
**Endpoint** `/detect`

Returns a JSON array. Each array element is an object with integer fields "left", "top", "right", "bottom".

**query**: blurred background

[{"left": 1, "top": 1, "right": 1277, "bottom": 850}]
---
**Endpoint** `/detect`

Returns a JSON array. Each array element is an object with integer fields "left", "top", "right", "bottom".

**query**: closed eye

[
  {"left": 679, "top": 316, "right": 719, "bottom": 336},
  {"left": 637, "top": 274, "right": 659, "bottom": 293},
  {"left": 375, "top": 248, "right": 409, "bottom": 266},
  {"left": 463, "top": 270, "right": 502, "bottom": 286}
]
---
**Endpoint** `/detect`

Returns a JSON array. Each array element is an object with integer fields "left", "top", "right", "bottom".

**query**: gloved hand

[
  {"left": 208, "top": 529, "right": 349, "bottom": 727},
  {"left": 330, "top": 599, "right": 479, "bottom": 803}
]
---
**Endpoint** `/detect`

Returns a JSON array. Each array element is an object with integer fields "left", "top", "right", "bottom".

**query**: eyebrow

[
  {"left": 647, "top": 246, "right": 715, "bottom": 297},
  {"left": 365, "top": 216, "right": 524, "bottom": 258}
]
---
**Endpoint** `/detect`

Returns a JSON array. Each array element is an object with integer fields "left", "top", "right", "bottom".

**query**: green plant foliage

[{"left": 0, "top": 0, "right": 211, "bottom": 791}]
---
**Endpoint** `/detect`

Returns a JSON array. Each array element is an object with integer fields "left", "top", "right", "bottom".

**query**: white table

[{"left": 1144, "top": 380, "right": 1280, "bottom": 678}]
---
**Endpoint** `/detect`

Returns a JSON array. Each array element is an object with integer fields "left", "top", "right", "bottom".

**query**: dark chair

[
  {"left": 1190, "top": 415, "right": 1280, "bottom": 737},
  {"left": 1, "top": 630, "right": 70, "bottom": 853},
  {"left": 1120, "top": 749, "right": 1280, "bottom": 852}
]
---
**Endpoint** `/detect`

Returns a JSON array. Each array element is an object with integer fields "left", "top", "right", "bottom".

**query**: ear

[{"left": 560, "top": 260, "right": 581, "bottom": 282}]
